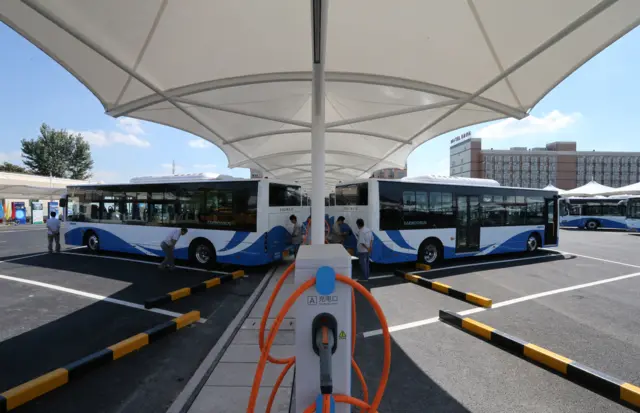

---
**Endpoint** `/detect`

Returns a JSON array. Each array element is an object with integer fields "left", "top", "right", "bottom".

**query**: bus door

[
  {"left": 545, "top": 197, "right": 559, "bottom": 245},
  {"left": 455, "top": 195, "right": 481, "bottom": 252}
]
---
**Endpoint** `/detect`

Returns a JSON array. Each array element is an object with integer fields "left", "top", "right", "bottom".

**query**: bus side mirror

[{"left": 59, "top": 198, "right": 67, "bottom": 208}]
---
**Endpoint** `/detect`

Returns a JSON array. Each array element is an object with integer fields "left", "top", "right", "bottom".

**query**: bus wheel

[
  {"left": 585, "top": 220, "right": 599, "bottom": 230},
  {"left": 84, "top": 231, "right": 100, "bottom": 253},
  {"left": 189, "top": 239, "right": 216, "bottom": 268},
  {"left": 526, "top": 233, "right": 540, "bottom": 253},
  {"left": 418, "top": 239, "right": 441, "bottom": 265}
]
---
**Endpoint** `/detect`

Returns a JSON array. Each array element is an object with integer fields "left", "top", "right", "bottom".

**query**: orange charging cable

[{"left": 247, "top": 263, "right": 391, "bottom": 413}]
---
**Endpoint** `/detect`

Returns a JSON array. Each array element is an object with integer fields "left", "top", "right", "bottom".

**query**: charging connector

[{"left": 312, "top": 313, "right": 338, "bottom": 394}]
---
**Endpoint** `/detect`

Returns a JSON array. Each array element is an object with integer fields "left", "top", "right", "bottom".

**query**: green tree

[
  {"left": 21, "top": 123, "right": 94, "bottom": 179},
  {"left": 0, "top": 162, "right": 30, "bottom": 174}
]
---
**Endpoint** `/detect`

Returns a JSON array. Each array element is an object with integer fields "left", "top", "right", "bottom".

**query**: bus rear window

[
  {"left": 269, "top": 183, "right": 301, "bottom": 207},
  {"left": 336, "top": 183, "right": 368, "bottom": 205}
]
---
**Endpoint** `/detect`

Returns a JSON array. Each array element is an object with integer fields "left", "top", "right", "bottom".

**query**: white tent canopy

[
  {"left": 561, "top": 180, "right": 614, "bottom": 197},
  {"left": 542, "top": 184, "right": 565, "bottom": 194},
  {"left": 598, "top": 181, "right": 640, "bottom": 196},
  {"left": 0, "top": 185, "right": 67, "bottom": 199},
  {"left": 1, "top": 0, "right": 638, "bottom": 194}
]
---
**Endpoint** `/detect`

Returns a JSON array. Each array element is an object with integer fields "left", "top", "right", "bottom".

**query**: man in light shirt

[
  {"left": 355, "top": 218, "right": 373, "bottom": 281},
  {"left": 159, "top": 227, "right": 188, "bottom": 270},
  {"left": 46, "top": 211, "right": 61, "bottom": 253}
]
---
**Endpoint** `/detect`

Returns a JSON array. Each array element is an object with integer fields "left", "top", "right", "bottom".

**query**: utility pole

[{"left": 172, "top": 160, "right": 176, "bottom": 175}]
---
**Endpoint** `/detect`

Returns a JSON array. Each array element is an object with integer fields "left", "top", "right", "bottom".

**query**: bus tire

[
  {"left": 84, "top": 230, "right": 100, "bottom": 253},
  {"left": 418, "top": 238, "right": 442, "bottom": 266},
  {"left": 189, "top": 238, "right": 216, "bottom": 269},
  {"left": 585, "top": 220, "right": 599, "bottom": 230},
  {"left": 526, "top": 233, "right": 541, "bottom": 253}
]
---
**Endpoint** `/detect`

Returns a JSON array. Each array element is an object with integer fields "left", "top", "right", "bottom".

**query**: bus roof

[
  {"left": 66, "top": 176, "right": 299, "bottom": 189},
  {"left": 335, "top": 177, "right": 557, "bottom": 193}
]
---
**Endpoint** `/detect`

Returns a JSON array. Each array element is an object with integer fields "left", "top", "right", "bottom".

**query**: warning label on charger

[{"left": 339, "top": 331, "right": 347, "bottom": 340}]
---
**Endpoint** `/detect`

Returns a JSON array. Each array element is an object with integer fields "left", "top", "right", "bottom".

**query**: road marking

[
  {"left": 367, "top": 274, "right": 395, "bottom": 280},
  {"left": 0, "top": 273, "right": 207, "bottom": 323},
  {"left": 0, "top": 227, "right": 48, "bottom": 233},
  {"left": 363, "top": 270, "right": 640, "bottom": 337},
  {"left": 543, "top": 249, "right": 640, "bottom": 269},
  {"left": 61, "top": 251, "right": 211, "bottom": 273}
]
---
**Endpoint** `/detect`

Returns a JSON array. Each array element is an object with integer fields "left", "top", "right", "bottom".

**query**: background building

[
  {"left": 371, "top": 167, "right": 407, "bottom": 179},
  {"left": 450, "top": 132, "right": 640, "bottom": 189}
]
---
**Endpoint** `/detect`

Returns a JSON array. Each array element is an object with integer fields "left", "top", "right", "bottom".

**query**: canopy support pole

[{"left": 310, "top": 0, "right": 328, "bottom": 245}]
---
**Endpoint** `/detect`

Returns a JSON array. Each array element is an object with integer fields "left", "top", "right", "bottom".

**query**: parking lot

[
  {"left": 0, "top": 226, "right": 269, "bottom": 413},
  {"left": 353, "top": 229, "right": 640, "bottom": 412},
  {"left": 2, "top": 227, "right": 640, "bottom": 412}
]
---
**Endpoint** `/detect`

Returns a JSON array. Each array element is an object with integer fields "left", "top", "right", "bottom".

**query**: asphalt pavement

[
  {"left": 353, "top": 229, "right": 640, "bottom": 412},
  {"left": 0, "top": 228, "right": 269, "bottom": 413}
]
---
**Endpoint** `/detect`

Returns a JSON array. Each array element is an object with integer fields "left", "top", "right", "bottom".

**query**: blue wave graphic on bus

[
  {"left": 64, "top": 225, "right": 294, "bottom": 266},
  {"left": 385, "top": 230, "right": 416, "bottom": 251},
  {"left": 561, "top": 217, "right": 626, "bottom": 229}
]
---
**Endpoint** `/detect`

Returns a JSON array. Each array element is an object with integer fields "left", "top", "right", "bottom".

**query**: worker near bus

[
  {"left": 46, "top": 211, "right": 61, "bottom": 253},
  {"left": 355, "top": 218, "right": 373, "bottom": 281},
  {"left": 159, "top": 227, "right": 188, "bottom": 270},
  {"left": 328, "top": 216, "right": 348, "bottom": 245},
  {"left": 289, "top": 215, "right": 302, "bottom": 257}
]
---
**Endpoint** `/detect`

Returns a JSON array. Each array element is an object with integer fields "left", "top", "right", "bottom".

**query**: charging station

[{"left": 294, "top": 244, "right": 352, "bottom": 412}]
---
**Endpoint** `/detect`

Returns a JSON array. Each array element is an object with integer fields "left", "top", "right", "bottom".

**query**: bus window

[
  {"left": 336, "top": 183, "right": 368, "bottom": 205},
  {"left": 269, "top": 183, "right": 301, "bottom": 207}
]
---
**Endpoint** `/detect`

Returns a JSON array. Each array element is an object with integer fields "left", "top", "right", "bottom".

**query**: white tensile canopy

[
  {"left": 561, "top": 180, "right": 614, "bottom": 196},
  {"left": 598, "top": 181, "right": 640, "bottom": 196},
  {"left": 542, "top": 184, "right": 565, "bottom": 194},
  {"left": 1, "top": 1, "right": 638, "bottom": 192},
  {"left": 0, "top": 185, "right": 67, "bottom": 199},
  {"left": 2, "top": 0, "right": 639, "bottom": 243}
]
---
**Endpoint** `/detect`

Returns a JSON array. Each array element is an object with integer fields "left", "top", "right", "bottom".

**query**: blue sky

[{"left": 1, "top": 23, "right": 639, "bottom": 183}]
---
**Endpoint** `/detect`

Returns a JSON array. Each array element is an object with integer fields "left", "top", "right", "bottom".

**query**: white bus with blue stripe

[
  {"left": 624, "top": 197, "right": 640, "bottom": 231},
  {"left": 327, "top": 176, "right": 559, "bottom": 266},
  {"left": 61, "top": 175, "right": 307, "bottom": 267},
  {"left": 559, "top": 196, "right": 628, "bottom": 230}
]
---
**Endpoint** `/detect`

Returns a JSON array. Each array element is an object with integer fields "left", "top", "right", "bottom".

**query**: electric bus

[
  {"left": 327, "top": 176, "right": 559, "bottom": 265},
  {"left": 559, "top": 196, "right": 628, "bottom": 230},
  {"left": 61, "top": 175, "right": 308, "bottom": 267},
  {"left": 625, "top": 196, "right": 640, "bottom": 231}
]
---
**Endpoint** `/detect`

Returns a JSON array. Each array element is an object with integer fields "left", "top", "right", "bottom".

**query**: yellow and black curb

[
  {"left": 415, "top": 263, "right": 431, "bottom": 271},
  {"left": 0, "top": 311, "right": 200, "bottom": 412},
  {"left": 144, "top": 270, "right": 245, "bottom": 309},
  {"left": 439, "top": 310, "right": 640, "bottom": 409},
  {"left": 394, "top": 271, "right": 492, "bottom": 308}
]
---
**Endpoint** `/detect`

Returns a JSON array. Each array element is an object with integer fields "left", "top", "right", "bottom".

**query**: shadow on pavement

[{"left": 352, "top": 285, "right": 470, "bottom": 412}]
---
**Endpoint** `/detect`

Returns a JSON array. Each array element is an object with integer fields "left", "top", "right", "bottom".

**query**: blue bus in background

[{"left": 559, "top": 196, "right": 628, "bottom": 230}]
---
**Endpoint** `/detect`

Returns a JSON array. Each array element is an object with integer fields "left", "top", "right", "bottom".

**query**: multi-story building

[
  {"left": 371, "top": 167, "right": 407, "bottom": 179},
  {"left": 449, "top": 132, "right": 640, "bottom": 189}
]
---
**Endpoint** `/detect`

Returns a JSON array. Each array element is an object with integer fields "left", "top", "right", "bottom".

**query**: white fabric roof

[
  {"left": 561, "top": 180, "right": 614, "bottom": 196},
  {"left": 1, "top": 1, "right": 639, "bottom": 193},
  {"left": 598, "top": 181, "right": 640, "bottom": 196},
  {"left": 542, "top": 184, "right": 565, "bottom": 194},
  {"left": 0, "top": 185, "right": 67, "bottom": 199}
]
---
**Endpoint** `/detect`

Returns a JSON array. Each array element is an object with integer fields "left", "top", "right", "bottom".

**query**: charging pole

[{"left": 294, "top": 244, "right": 351, "bottom": 413}]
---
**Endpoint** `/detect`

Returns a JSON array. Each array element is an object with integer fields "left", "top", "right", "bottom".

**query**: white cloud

[
  {"left": 90, "top": 170, "right": 120, "bottom": 183},
  {"left": 72, "top": 119, "right": 151, "bottom": 148},
  {"left": 475, "top": 110, "right": 581, "bottom": 139},
  {"left": 117, "top": 118, "right": 144, "bottom": 135},
  {"left": 188, "top": 139, "right": 212, "bottom": 148}
]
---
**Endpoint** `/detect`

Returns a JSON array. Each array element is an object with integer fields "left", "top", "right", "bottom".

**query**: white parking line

[
  {"left": 0, "top": 227, "right": 48, "bottom": 233},
  {"left": 363, "top": 270, "right": 640, "bottom": 337},
  {"left": 61, "top": 251, "right": 211, "bottom": 272},
  {"left": 0, "top": 273, "right": 207, "bottom": 323},
  {"left": 542, "top": 248, "right": 640, "bottom": 269}
]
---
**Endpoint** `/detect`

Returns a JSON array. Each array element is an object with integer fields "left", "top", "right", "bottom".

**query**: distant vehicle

[
  {"left": 60, "top": 174, "right": 308, "bottom": 267},
  {"left": 327, "top": 176, "right": 559, "bottom": 265},
  {"left": 559, "top": 196, "right": 628, "bottom": 230},
  {"left": 625, "top": 197, "right": 640, "bottom": 232}
]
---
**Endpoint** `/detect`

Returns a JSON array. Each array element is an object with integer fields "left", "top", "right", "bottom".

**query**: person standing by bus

[
  {"left": 159, "top": 227, "right": 188, "bottom": 270},
  {"left": 289, "top": 215, "right": 302, "bottom": 257},
  {"left": 355, "top": 218, "right": 373, "bottom": 281},
  {"left": 46, "top": 211, "right": 61, "bottom": 253},
  {"left": 329, "top": 216, "right": 348, "bottom": 245}
]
